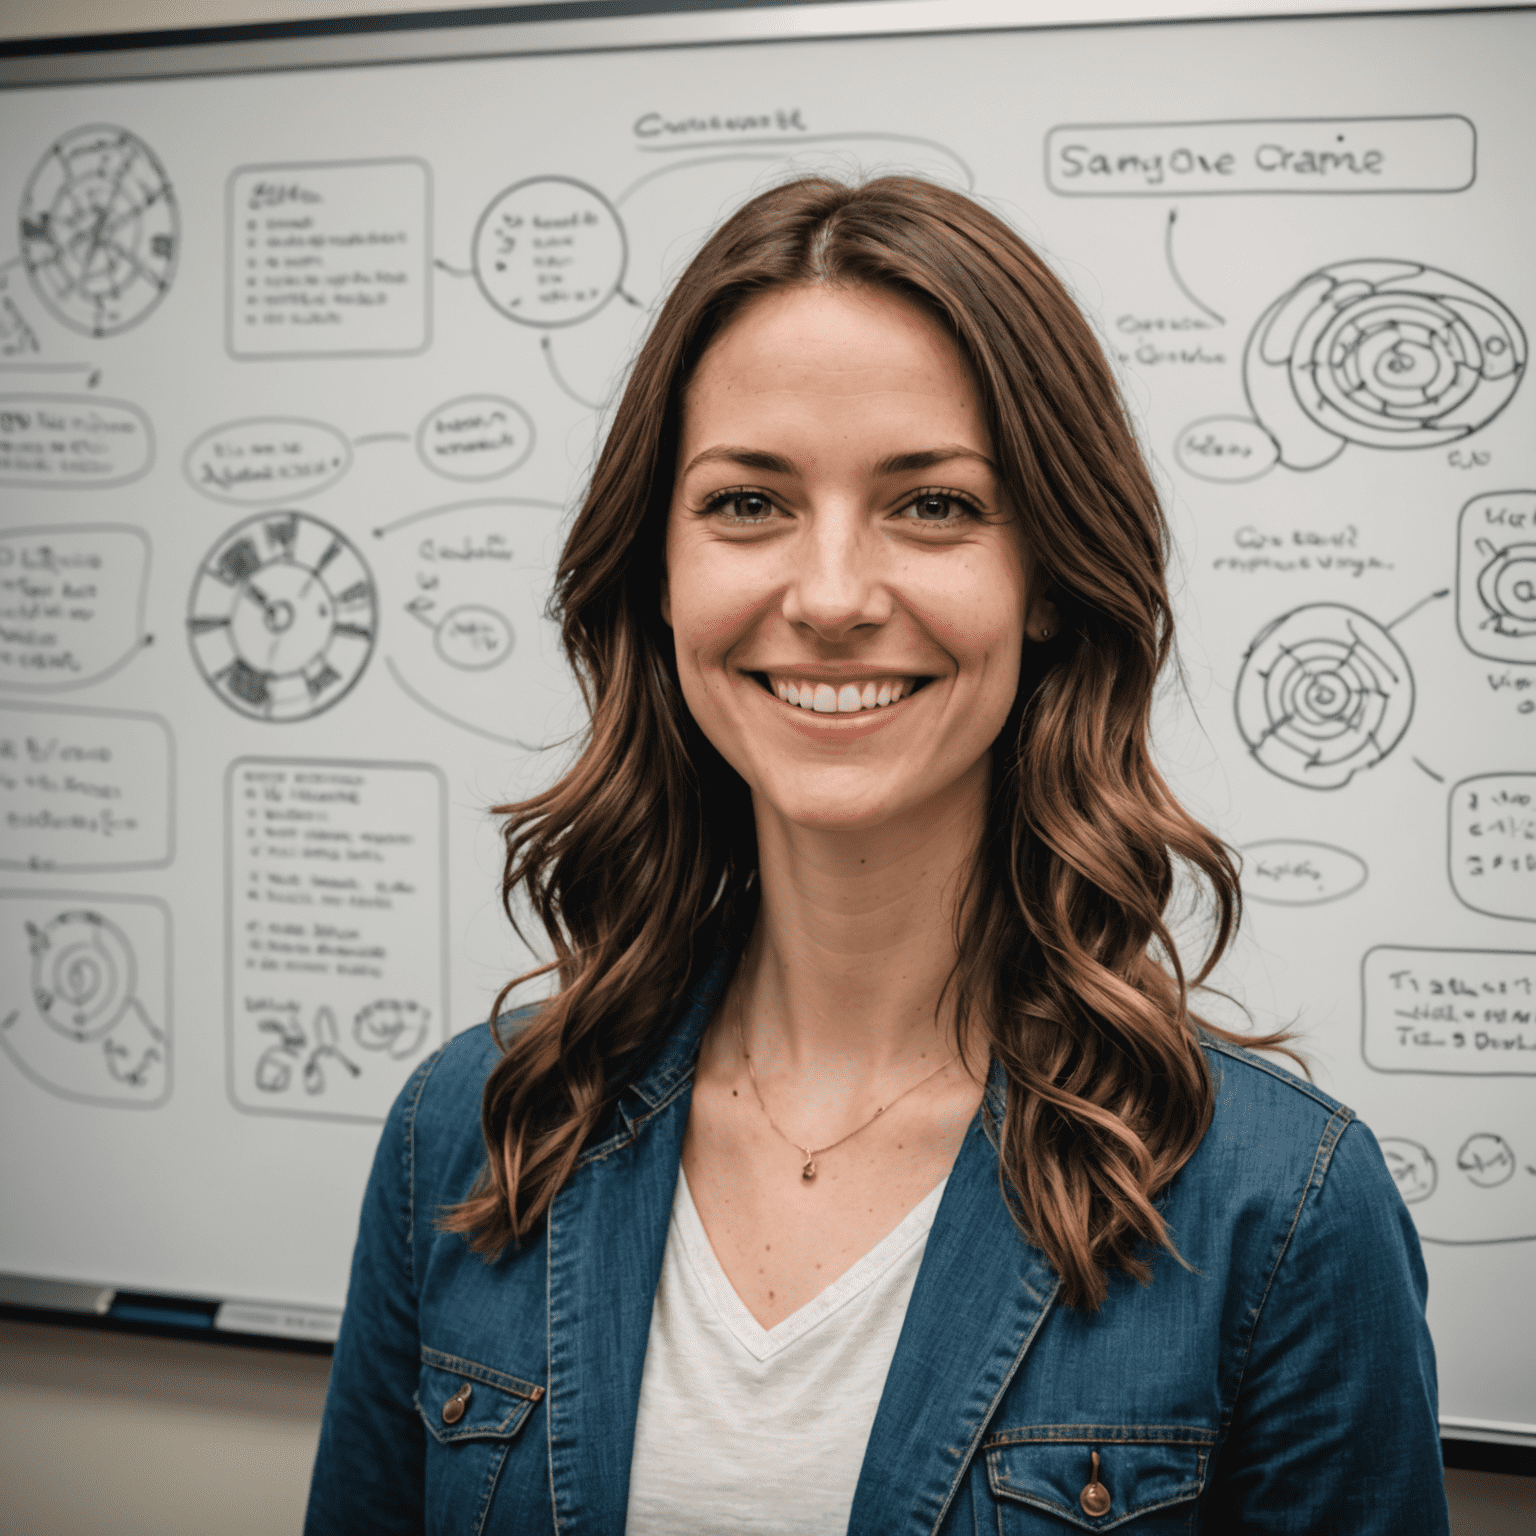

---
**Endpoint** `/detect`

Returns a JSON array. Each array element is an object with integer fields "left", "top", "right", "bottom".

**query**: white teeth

[{"left": 771, "top": 677, "right": 916, "bottom": 712}]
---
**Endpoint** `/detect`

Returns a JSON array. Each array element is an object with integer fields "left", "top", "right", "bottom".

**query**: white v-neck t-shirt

[{"left": 625, "top": 1168, "right": 946, "bottom": 1534}]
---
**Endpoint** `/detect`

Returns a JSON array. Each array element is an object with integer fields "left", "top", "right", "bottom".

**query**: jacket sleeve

[
  {"left": 1206, "top": 1114, "right": 1448, "bottom": 1533},
  {"left": 304, "top": 1053, "right": 437, "bottom": 1535}
]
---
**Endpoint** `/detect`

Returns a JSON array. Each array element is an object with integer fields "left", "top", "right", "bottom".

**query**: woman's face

[{"left": 663, "top": 283, "right": 1048, "bottom": 835}]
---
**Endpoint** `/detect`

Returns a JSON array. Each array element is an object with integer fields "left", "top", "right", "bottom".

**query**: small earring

[{"left": 1040, "top": 625, "right": 1052, "bottom": 640}]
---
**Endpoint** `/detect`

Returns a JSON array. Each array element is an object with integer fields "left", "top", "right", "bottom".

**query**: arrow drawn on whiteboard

[
  {"left": 352, "top": 431, "right": 410, "bottom": 447},
  {"left": 371, "top": 495, "right": 565, "bottom": 540},
  {"left": 1386, "top": 588, "right": 1450, "bottom": 630},
  {"left": 1165, "top": 209, "right": 1224, "bottom": 326},
  {"left": 433, "top": 258, "right": 473, "bottom": 278},
  {"left": 383, "top": 655, "right": 546, "bottom": 750},
  {"left": 1413, "top": 757, "right": 1446, "bottom": 782},
  {"left": 541, "top": 336, "right": 602, "bottom": 410}
]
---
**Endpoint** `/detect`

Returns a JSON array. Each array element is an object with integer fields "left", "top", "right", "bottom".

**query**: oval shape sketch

[
  {"left": 1235, "top": 603, "right": 1413, "bottom": 790},
  {"left": 1379, "top": 1139, "right": 1437, "bottom": 1205},
  {"left": 416, "top": 394, "right": 534, "bottom": 482},
  {"left": 19, "top": 124, "right": 178, "bottom": 338},
  {"left": 1244, "top": 259, "right": 1526, "bottom": 470},
  {"left": 183, "top": 417, "right": 352, "bottom": 505},
  {"left": 433, "top": 604, "right": 514, "bottom": 671},
  {"left": 1240, "top": 839, "right": 1368, "bottom": 906},
  {"left": 1457, "top": 1133, "right": 1516, "bottom": 1189},
  {"left": 1173, "top": 415, "right": 1279, "bottom": 483},
  {"left": 0, "top": 394, "right": 154, "bottom": 489},
  {"left": 186, "top": 510, "right": 376, "bottom": 721},
  {"left": 473, "top": 176, "right": 627, "bottom": 328}
]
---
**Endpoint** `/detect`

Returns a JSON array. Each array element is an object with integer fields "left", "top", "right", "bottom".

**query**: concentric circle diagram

[
  {"left": 18, "top": 124, "right": 178, "bottom": 338},
  {"left": 187, "top": 511, "right": 376, "bottom": 721},
  {"left": 1235, "top": 603, "right": 1414, "bottom": 790},
  {"left": 32, "top": 909, "right": 136, "bottom": 1044},
  {"left": 1244, "top": 260, "right": 1525, "bottom": 470}
]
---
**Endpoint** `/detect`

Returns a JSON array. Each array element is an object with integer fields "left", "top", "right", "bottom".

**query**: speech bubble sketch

[
  {"left": 0, "top": 395, "right": 154, "bottom": 488},
  {"left": 186, "top": 510, "right": 376, "bottom": 722},
  {"left": 226, "top": 758, "right": 446, "bottom": 1123},
  {"left": 0, "top": 700, "right": 174, "bottom": 872},
  {"left": 0, "top": 892, "right": 171, "bottom": 1108},
  {"left": 1234, "top": 603, "right": 1413, "bottom": 790},
  {"left": 1380, "top": 1139, "right": 1438, "bottom": 1204},
  {"left": 416, "top": 395, "right": 534, "bottom": 482},
  {"left": 0, "top": 524, "right": 151, "bottom": 692},
  {"left": 1240, "top": 839, "right": 1368, "bottom": 906},
  {"left": 183, "top": 417, "right": 352, "bottom": 505},
  {"left": 1243, "top": 260, "right": 1525, "bottom": 471},
  {"left": 473, "top": 176, "right": 626, "bottom": 328},
  {"left": 372, "top": 497, "right": 570, "bottom": 747},
  {"left": 1448, "top": 775, "right": 1536, "bottom": 923},
  {"left": 19, "top": 125, "right": 178, "bottom": 338},
  {"left": 1456, "top": 491, "right": 1536, "bottom": 666}
]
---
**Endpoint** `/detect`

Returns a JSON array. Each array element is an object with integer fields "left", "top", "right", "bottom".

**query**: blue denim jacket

[{"left": 307, "top": 952, "right": 1448, "bottom": 1533}]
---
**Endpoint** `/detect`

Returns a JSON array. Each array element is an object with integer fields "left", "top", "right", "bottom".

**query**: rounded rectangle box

[
  {"left": 1361, "top": 945, "right": 1536, "bottom": 1076},
  {"left": 1448, "top": 775, "right": 1536, "bottom": 922}
]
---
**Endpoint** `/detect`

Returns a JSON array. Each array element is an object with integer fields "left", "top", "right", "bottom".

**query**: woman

[{"left": 307, "top": 177, "right": 1446, "bottom": 1533}]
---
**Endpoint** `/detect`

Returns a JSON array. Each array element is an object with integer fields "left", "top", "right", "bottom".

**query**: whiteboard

[{"left": 0, "top": 2, "right": 1530, "bottom": 1444}]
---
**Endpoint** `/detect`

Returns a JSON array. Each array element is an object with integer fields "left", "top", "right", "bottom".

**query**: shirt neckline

[{"left": 671, "top": 1167, "right": 947, "bottom": 1363}]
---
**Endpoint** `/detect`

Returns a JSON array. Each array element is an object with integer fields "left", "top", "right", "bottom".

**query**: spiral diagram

[
  {"left": 29, "top": 909, "right": 137, "bottom": 1043},
  {"left": 1244, "top": 260, "right": 1525, "bottom": 470},
  {"left": 1235, "top": 604, "right": 1413, "bottom": 790}
]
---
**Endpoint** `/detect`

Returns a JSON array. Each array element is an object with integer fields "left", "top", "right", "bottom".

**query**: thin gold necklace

[{"left": 734, "top": 997, "right": 958, "bottom": 1182}]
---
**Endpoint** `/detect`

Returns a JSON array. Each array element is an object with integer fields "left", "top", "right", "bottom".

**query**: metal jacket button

[
  {"left": 1079, "top": 1449, "right": 1111, "bottom": 1517},
  {"left": 441, "top": 1383, "right": 472, "bottom": 1424}
]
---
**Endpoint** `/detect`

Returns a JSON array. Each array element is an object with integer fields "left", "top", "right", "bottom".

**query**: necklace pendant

[{"left": 800, "top": 1158, "right": 816, "bottom": 1182}]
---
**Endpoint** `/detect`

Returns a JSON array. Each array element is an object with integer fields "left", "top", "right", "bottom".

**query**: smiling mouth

[{"left": 753, "top": 673, "right": 931, "bottom": 714}]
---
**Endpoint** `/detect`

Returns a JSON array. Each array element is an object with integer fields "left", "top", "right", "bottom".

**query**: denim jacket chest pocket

[
  {"left": 984, "top": 1425, "right": 1217, "bottom": 1532},
  {"left": 414, "top": 1345, "right": 545, "bottom": 1536}
]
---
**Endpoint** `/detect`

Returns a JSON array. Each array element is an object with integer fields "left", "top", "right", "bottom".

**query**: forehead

[{"left": 681, "top": 284, "right": 986, "bottom": 448}]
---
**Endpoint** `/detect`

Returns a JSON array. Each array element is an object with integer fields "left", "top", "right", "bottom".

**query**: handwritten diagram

[
  {"left": 187, "top": 511, "right": 376, "bottom": 721},
  {"left": 1243, "top": 259, "right": 1526, "bottom": 471},
  {"left": 1456, "top": 491, "right": 1536, "bottom": 666},
  {"left": 18, "top": 125, "right": 177, "bottom": 338},
  {"left": 0, "top": 893, "right": 170, "bottom": 1107},
  {"left": 1234, "top": 602, "right": 1414, "bottom": 789},
  {"left": 226, "top": 759, "right": 445, "bottom": 1122}
]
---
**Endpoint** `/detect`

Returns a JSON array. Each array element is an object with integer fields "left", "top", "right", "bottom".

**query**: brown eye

[
  {"left": 903, "top": 493, "right": 973, "bottom": 523},
  {"left": 731, "top": 494, "right": 773, "bottom": 519}
]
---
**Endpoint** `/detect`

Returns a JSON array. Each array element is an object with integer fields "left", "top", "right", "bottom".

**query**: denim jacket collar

[{"left": 546, "top": 952, "right": 1061, "bottom": 1535}]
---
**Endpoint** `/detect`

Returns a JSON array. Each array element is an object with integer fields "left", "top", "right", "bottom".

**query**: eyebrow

[{"left": 679, "top": 443, "right": 996, "bottom": 479}]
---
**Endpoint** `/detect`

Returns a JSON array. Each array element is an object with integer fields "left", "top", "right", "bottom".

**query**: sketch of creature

[
  {"left": 1473, "top": 539, "right": 1536, "bottom": 638},
  {"left": 1234, "top": 603, "right": 1414, "bottom": 790},
  {"left": 254, "top": 1007, "right": 361, "bottom": 1095},
  {"left": 1243, "top": 259, "right": 1526, "bottom": 470}
]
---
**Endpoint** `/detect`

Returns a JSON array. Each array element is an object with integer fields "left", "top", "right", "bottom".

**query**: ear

[{"left": 1025, "top": 590, "right": 1060, "bottom": 644}]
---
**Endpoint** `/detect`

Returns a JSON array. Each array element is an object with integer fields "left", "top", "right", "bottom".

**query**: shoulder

[{"left": 385, "top": 1004, "right": 545, "bottom": 1203}]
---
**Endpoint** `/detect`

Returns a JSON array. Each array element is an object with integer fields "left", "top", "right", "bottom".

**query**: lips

[{"left": 759, "top": 674, "right": 924, "bottom": 714}]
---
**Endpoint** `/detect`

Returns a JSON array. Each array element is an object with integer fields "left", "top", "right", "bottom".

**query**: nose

[{"left": 779, "top": 505, "right": 892, "bottom": 640}]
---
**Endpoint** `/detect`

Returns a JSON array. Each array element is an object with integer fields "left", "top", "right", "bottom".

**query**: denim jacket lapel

[
  {"left": 543, "top": 950, "right": 731, "bottom": 1534},
  {"left": 847, "top": 1061, "right": 1062, "bottom": 1535}
]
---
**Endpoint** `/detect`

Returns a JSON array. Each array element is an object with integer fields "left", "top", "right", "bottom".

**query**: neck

[{"left": 733, "top": 761, "right": 988, "bottom": 1081}]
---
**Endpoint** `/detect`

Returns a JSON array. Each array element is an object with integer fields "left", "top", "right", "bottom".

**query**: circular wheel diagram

[
  {"left": 1235, "top": 603, "right": 1413, "bottom": 789},
  {"left": 1244, "top": 260, "right": 1525, "bottom": 468},
  {"left": 187, "top": 511, "right": 376, "bottom": 721},
  {"left": 18, "top": 124, "right": 178, "bottom": 338},
  {"left": 30, "top": 910, "right": 137, "bottom": 1044},
  {"left": 1476, "top": 541, "right": 1536, "bottom": 638}
]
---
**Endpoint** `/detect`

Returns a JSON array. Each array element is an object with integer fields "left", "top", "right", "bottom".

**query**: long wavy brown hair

[{"left": 445, "top": 175, "right": 1295, "bottom": 1310}]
